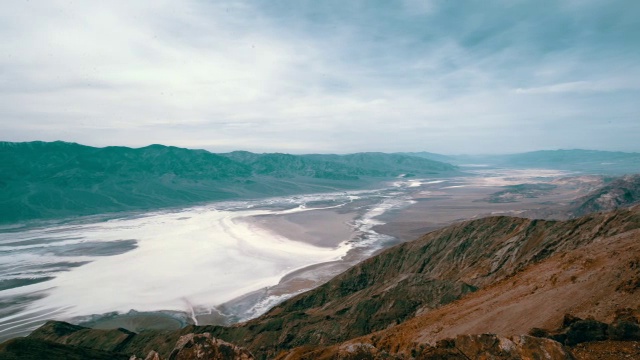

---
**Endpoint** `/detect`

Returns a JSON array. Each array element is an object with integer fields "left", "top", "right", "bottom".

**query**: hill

[
  {"left": 570, "top": 174, "right": 640, "bottom": 217},
  {"left": 10, "top": 206, "right": 640, "bottom": 359},
  {"left": 0, "top": 141, "right": 457, "bottom": 223}
]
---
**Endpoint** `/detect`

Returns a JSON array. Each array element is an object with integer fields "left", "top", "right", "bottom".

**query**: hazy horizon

[
  {"left": 8, "top": 139, "right": 640, "bottom": 157},
  {"left": 1, "top": 1, "right": 639, "bottom": 154}
]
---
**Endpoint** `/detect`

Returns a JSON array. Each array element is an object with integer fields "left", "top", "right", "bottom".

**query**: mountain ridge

[
  {"left": 0, "top": 141, "right": 457, "bottom": 224},
  {"left": 11, "top": 206, "right": 640, "bottom": 359}
]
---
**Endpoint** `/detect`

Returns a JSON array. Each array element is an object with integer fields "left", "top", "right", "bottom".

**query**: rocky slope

[
  {"left": 0, "top": 331, "right": 255, "bottom": 360},
  {"left": 0, "top": 337, "right": 130, "bottom": 360},
  {"left": 570, "top": 174, "right": 640, "bottom": 217},
  {"left": 288, "top": 214, "right": 640, "bottom": 358},
  {"left": 281, "top": 314, "right": 640, "bottom": 360},
  {"left": 6, "top": 206, "right": 639, "bottom": 359}
]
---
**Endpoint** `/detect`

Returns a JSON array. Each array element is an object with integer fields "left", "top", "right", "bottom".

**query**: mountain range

[
  {"left": 404, "top": 149, "right": 640, "bottom": 174},
  {"left": 0, "top": 141, "right": 457, "bottom": 224},
  {"left": 4, "top": 142, "right": 640, "bottom": 225},
  {"left": 2, "top": 142, "right": 640, "bottom": 359}
]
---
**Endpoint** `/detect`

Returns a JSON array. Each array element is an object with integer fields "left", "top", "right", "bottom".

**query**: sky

[{"left": 1, "top": 0, "right": 639, "bottom": 154}]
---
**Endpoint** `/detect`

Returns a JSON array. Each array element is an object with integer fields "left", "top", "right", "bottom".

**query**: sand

[
  {"left": 376, "top": 174, "right": 601, "bottom": 241},
  {"left": 70, "top": 200, "right": 378, "bottom": 331},
  {"left": 0, "top": 203, "right": 361, "bottom": 340},
  {"left": 248, "top": 209, "right": 356, "bottom": 248}
]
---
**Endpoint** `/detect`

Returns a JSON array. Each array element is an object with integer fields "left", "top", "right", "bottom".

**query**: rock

[
  {"left": 145, "top": 350, "right": 162, "bottom": 360},
  {"left": 336, "top": 343, "right": 382, "bottom": 360},
  {"left": 454, "top": 334, "right": 519, "bottom": 359},
  {"left": 439, "top": 334, "right": 573, "bottom": 360},
  {"left": 532, "top": 314, "right": 609, "bottom": 346},
  {"left": 528, "top": 327, "right": 550, "bottom": 338},
  {"left": 562, "top": 314, "right": 583, "bottom": 328},
  {"left": 565, "top": 319, "right": 609, "bottom": 346},
  {"left": 512, "top": 335, "right": 573, "bottom": 360},
  {"left": 129, "top": 350, "right": 160, "bottom": 360},
  {"left": 0, "top": 337, "right": 129, "bottom": 360},
  {"left": 609, "top": 308, "right": 640, "bottom": 341},
  {"left": 569, "top": 340, "right": 640, "bottom": 359},
  {"left": 168, "top": 333, "right": 254, "bottom": 360},
  {"left": 416, "top": 347, "right": 467, "bottom": 360}
]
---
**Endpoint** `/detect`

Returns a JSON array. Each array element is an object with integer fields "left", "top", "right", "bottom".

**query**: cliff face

[{"left": 12, "top": 206, "right": 640, "bottom": 359}]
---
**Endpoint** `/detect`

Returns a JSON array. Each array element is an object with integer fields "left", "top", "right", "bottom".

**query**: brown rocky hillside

[
  {"left": 570, "top": 174, "right": 640, "bottom": 217},
  {"left": 8, "top": 206, "right": 640, "bottom": 359},
  {"left": 283, "top": 212, "right": 640, "bottom": 358}
]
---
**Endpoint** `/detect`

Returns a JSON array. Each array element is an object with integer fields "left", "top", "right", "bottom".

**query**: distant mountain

[
  {"left": 497, "top": 149, "right": 640, "bottom": 173},
  {"left": 407, "top": 149, "right": 640, "bottom": 174},
  {"left": 219, "top": 151, "right": 457, "bottom": 179},
  {"left": 0, "top": 141, "right": 457, "bottom": 223},
  {"left": 480, "top": 150, "right": 639, "bottom": 174},
  {"left": 396, "top": 151, "right": 455, "bottom": 163}
]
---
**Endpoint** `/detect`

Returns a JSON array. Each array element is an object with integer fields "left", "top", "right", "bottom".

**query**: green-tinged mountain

[
  {"left": 302, "top": 152, "right": 455, "bottom": 176},
  {"left": 0, "top": 141, "right": 250, "bottom": 224},
  {"left": 220, "top": 152, "right": 360, "bottom": 179},
  {"left": 396, "top": 151, "right": 455, "bottom": 164},
  {"left": 0, "top": 141, "right": 457, "bottom": 223},
  {"left": 220, "top": 151, "right": 456, "bottom": 179}
]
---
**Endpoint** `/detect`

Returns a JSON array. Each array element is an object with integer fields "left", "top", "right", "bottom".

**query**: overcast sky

[{"left": 1, "top": 0, "right": 639, "bottom": 154}]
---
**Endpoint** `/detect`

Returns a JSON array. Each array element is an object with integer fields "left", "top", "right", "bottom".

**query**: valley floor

[{"left": 0, "top": 168, "right": 610, "bottom": 347}]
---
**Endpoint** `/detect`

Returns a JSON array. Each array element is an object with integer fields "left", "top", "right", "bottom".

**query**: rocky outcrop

[
  {"left": 571, "top": 175, "right": 640, "bottom": 217},
  {"left": 27, "top": 320, "right": 137, "bottom": 354},
  {"left": 428, "top": 334, "right": 573, "bottom": 360},
  {"left": 276, "top": 210, "right": 640, "bottom": 359},
  {"left": 531, "top": 309, "right": 640, "bottom": 346},
  {"left": 278, "top": 313, "right": 640, "bottom": 359},
  {"left": 570, "top": 340, "right": 640, "bottom": 359},
  {"left": 128, "top": 333, "right": 254, "bottom": 360},
  {"left": 1, "top": 332, "right": 254, "bottom": 360},
  {"left": 277, "top": 334, "right": 574, "bottom": 360},
  {"left": 167, "top": 333, "right": 254, "bottom": 360},
  {"left": 204, "top": 208, "right": 640, "bottom": 358}
]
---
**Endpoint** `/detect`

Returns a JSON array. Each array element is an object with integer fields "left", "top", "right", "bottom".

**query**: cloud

[
  {"left": 515, "top": 80, "right": 640, "bottom": 94},
  {"left": 0, "top": 0, "right": 638, "bottom": 154}
]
